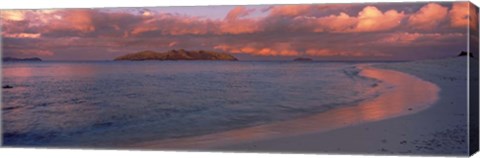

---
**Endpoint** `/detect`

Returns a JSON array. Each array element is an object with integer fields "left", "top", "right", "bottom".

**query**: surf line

[{"left": 128, "top": 65, "right": 440, "bottom": 150}]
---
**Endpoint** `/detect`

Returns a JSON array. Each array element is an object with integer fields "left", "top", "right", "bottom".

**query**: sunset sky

[{"left": 0, "top": 2, "right": 477, "bottom": 61}]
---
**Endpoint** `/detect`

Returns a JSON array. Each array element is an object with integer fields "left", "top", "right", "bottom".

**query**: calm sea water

[{"left": 2, "top": 61, "right": 383, "bottom": 147}]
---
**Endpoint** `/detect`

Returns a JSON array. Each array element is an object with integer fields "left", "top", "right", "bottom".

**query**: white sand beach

[
  {"left": 215, "top": 57, "right": 470, "bottom": 156},
  {"left": 131, "top": 57, "right": 469, "bottom": 156}
]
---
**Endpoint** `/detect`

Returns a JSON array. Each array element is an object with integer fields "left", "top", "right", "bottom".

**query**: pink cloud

[
  {"left": 269, "top": 5, "right": 312, "bottom": 17},
  {"left": 16, "top": 49, "right": 54, "bottom": 56},
  {"left": 469, "top": 3, "right": 478, "bottom": 31},
  {"left": 289, "top": 6, "right": 405, "bottom": 33},
  {"left": 1, "top": 9, "right": 94, "bottom": 34},
  {"left": 214, "top": 42, "right": 390, "bottom": 57},
  {"left": 129, "top": 6, "right": 262, "bottom": 36},
  {"left": 219, "top": 20, "right": 259, "bottom": 34},
  {"left": 408, "top": 3, "right": 448, "bottom": 30},
  {"left": 128, "top": 14, "right": 220, "bottom": 36},
  {"left": 380, "top": 32, "right": 424, "bottom": 44},
  {"left": 214, "top": 43, "right": 299, "bottom": 56},
  {"left": 305, "top": 49, "right": 387, "bottom": 57},
  {"left": 48, "top": 10, "right": 96, "bottom": 33},
  {"left": 141, "top": 10, "right": 153, "bottom": 17},
  {"left": 130, "top": 20, "right": 158, "bottom": 36},
  {"left": 316, "top": 12, "right": 358, "bottom": 32},
  {"left": 0, "top": 10, "right": 26, "bottom": 21},
  {"left": 0, "top": 3, "right": 470, "bottom": 60},
  {"left": 0, "top": 4, "right": 437, "bottom": 38},
  {"left": 2, "top": 3, "right": 468, "bottom": 38},
  {"left": 220, "top": 7, "right": 260, "bottom": 34},
  {"left": 168, "top": 41, "right": 178, "bottom": 47},
  {"left": 376, "top": 32, "right": 464, "bottom": 45},
  {"left": 2, "top": 33, "right": 41, "bottom": 38},
  {"left": 353, "top": 6, "right": 405, "bottom": 32},
  {"left": 449, "top": 2, "right": 469, "bottom": 28},
  {"left": 225, "top": 6, "right": 255, "bottom": 20}
]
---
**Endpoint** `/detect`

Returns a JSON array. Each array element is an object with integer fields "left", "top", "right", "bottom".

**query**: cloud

[
  {"left": 316, "top": 12, "right": 358, "bottom": 32},
  {"left": 213, "top": 39, "right": 394, "bottom": 57},
  {"left": 380, "top": 32, "right": 424, "bottom": 44},
  {"left": 269, "top": 5, "right": 313, "bottom": 17},
  {"left": 0, "top": 10, "right": 26, "bottom": 21},
  {"left": 0, "top": 4, "right": 418, "bottom": 38},
  {"left": 141, "top": 10, "right": 153, "bottom": 17},
  {"left": 375, "top": 32, "right": 464, "bottom": 45},
  {"left": 214, "top": 42, "right": 300, "bottom": 56},
  {"left": 408, "top": 3, "right": 448, "bottom": 30},
  {"left": 128, "top": 6, "right": 261, "bottom": 36},
  {"left": 288, "top": 12, "right": 358, "bottom": 33},
  {"left": 305, "top": 49, "right": 388, "bottom": 57},
  {"left": 168, "top": 41, "right": 178, "bottom": 47},
  {"left": 282, "top": 6, "right": 405, "bottom": 33},
  {"left": 449, "top": 2, "right": 469, "bottom": 28},
  {"left": 353, "top": 6, "right": 405, "bottom": 32},
  {"left": 14, "top": 49, "right": 55, "bottom": 57},
  {"left": 469, "top": 3, "right": 478, "bottom": 31},
  {"left": 130, "top": 18, "right": 159, "bottom": 36},
  {"left": 45, "top": 10, "right": 96, "bottom": 33},
  {"left": 0, "top": 3, "right": 470, "bottom": 60},
  {"left": 127, "top": 13, "right": 220, "bottom": 36},
  {"left": 1, "top": 9, "right": 96, "bottom": 38},
  {"left": 2, "top": 33, "right": 41, "bottom": 38},
  {"left": 225, "top": 6, "right": 255, "bottom": 20},
  {"left": 220, "top": 6, "right": 260, "bottom": 34}
]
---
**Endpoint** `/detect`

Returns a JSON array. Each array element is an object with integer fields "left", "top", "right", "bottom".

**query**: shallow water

[
  {"left": 2, "top": 61, "right": 382, "bottom": 147},
  {"left": 131, "top": 66, "right": 440, "bottom": 150}
]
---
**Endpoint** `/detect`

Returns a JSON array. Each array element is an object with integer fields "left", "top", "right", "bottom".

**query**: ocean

[{"left": 2, "top": 61, "right": 384, "bottom": 147}]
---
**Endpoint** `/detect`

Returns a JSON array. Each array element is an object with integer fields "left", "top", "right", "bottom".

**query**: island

[
  {"left": 3, "top": 85, "right": 13, "bottom": 89},
  {"left": 457, "top": 51, "right": 474, "bottom": 58},
  {"left": 3, "top": 57, "right": 42, "bottom": 62},
  {"left": 293, "top": 57, "right": 313, "bottom": 61},
  {"left": 114, "top": 49, "right": 238, "bottom": 61}
]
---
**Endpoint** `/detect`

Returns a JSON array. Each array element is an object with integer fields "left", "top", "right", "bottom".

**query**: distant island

[
  {"left": 293, "top": 57, "right": 313, "bottom": 61},
  {"left": 3, "top": 57, "right": 42, "bottom": 62},
  {"left": 457, "top": 51, "right": 475, "bottom": 58},
  {"left": 114, "top": 49, "right": 238, "bottom": 61}
]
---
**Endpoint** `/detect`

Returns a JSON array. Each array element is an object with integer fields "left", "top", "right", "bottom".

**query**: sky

[{"left": 0, "top": 2, "right": 477, "bottom": 61}]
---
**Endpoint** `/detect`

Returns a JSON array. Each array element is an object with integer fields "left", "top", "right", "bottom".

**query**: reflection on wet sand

[{"left": 129, "top": 65, "right": 440, "bottom": 149}]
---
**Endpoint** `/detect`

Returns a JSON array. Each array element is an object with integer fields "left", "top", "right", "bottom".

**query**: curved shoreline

[{"left": 128, "top": 65, "right": 440, "bottom": 150}]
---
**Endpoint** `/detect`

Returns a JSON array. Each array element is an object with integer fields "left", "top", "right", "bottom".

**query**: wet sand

[{"left": 129, "top": 60, "right": 447, "bottom": 154}]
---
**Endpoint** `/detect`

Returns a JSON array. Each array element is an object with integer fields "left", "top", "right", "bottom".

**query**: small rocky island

[
  {"left": 114, "top": 49, "right": 238, "bottom": 61},
  {"left": 293, "top": 57, "right": 313, "bottom": 61},
  {"left": 457, "top": 51, "right": 475, "bottom": 58},
  {"left": 3, "top": 57, "right": 42, "bottom": 62}
]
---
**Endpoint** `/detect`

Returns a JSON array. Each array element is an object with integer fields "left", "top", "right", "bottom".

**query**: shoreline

[
  {"left": 128, "top": 63, "right": 441, "bottom": 151},
  {"left": 216, "top": 57, "right": 469, "bottom": 155}
]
